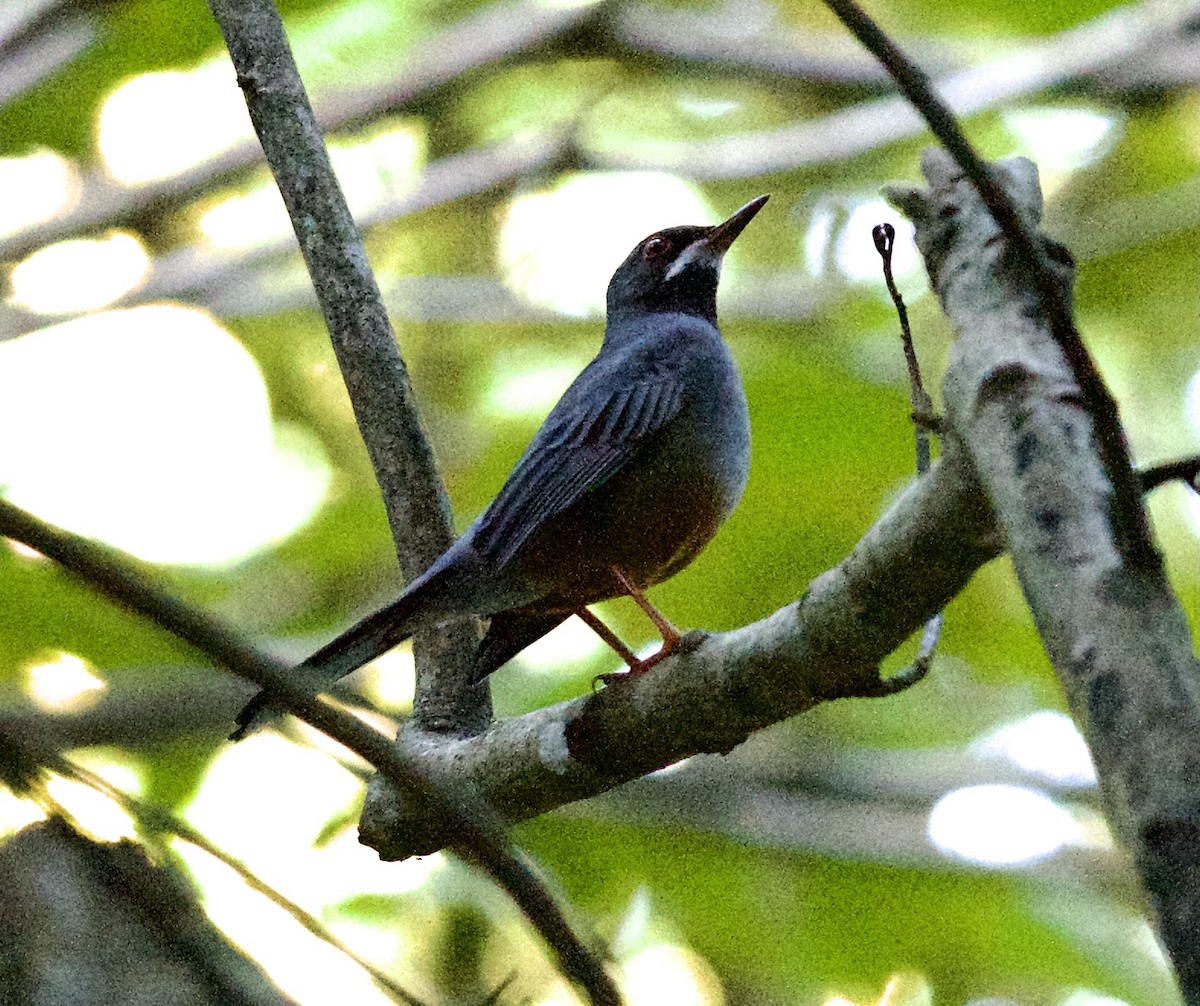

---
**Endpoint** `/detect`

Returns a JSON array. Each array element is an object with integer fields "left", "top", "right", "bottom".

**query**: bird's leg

[
  {"left": 575, "top": 607, "right": 641, "bottom": 669},
  {"left": 577, "top": 569, "right": 684, "bottom": 686},
  {"left": 610, "top": 565, "right": 682, "bottom": 649}
]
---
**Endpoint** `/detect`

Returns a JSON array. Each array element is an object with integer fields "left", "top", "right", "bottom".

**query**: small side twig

[
  {"left": 823, "top": 0, "right": 1155, "bottom": 573},
  {"left": 1139, "top": 455, "right": 1200, "bottom": 494},
  {"left": 0, "top": 497, "right": 619, "bottom": 1006},
  {"left": 873, "top": 222, "right": 934, "bottom": 471},
  {"left": 868, "top": 221, "right": 942, "bottom": 695}
]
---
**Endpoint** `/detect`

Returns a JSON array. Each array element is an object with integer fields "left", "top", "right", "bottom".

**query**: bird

[{"left": 232, "top": 195, "right": 766, "bottom": 739}]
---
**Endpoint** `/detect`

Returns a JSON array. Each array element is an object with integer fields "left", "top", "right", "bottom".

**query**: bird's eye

[{"left": 641, "top": 237, "right": 670, "bottom": 259}]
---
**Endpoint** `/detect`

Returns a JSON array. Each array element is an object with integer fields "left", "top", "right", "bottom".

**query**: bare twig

[
  {"left": 0, "top": 496, "right": 619, "bottom": 1006},
  {"left": 0, "top": 731, "right": 432, "bottom": 1006},
  {"left": 206, "top": 0, "right": 486, "bottom": 733},
  {"left": 1139, "top": 455, "right": 1200, "bottom": 494},
  {"left": 873, "top": 222, "right": 934, "bottom": 470},
  {"left": 859, "top": 222, "right": 942, "bottom": 693}
]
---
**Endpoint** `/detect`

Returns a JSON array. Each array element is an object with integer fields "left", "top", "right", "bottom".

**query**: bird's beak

[
  {"left": 705, "top": 194, "right": 770, "bottom": 256},
  {"left": 665, "top": 195, "right": 768, "bottom": 280}
]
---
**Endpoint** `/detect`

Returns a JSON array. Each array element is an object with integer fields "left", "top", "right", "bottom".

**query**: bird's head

[{"left": 605, "top": 195, "right": 768, "bottom": 326}]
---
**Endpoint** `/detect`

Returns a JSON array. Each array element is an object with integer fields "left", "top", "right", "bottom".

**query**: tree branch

[
  {"left": 891, "top": 148, "right": 1200, "bottom": 1003},
  {"left": 0, "top": 496, "right": 620, "bottom": 1006},
  {"left": 822, "top": 0, "right": 1154, "bottom": 573},
  {"left": 205, "top": 0, "right": 485, "bottom": 733},
  {"left": 357, "top": 449, "right": 999, "bottom": 857}
]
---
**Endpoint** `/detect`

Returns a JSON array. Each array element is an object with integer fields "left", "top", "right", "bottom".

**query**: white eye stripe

[{"left": 664, "top": 239, "right": 706, "bottom": 281}]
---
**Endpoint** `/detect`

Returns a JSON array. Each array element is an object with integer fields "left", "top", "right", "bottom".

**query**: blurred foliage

[{"left": 0, "top": 0, "right": 1197, "bottom": 1003}]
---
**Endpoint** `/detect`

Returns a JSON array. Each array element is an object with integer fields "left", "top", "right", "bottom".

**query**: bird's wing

[{"left": 472, "top": 374, "right": 685, "bottom": 568}]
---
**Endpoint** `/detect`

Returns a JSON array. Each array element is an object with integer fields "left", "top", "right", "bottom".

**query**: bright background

[{"left": 0, "top": 0, "right": 1198, "bottom": 1003}]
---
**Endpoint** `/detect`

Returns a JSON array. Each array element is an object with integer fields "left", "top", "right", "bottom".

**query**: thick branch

[
  {"left": 895, "top": 149, "right": 1200, "bottom": 1003},
  {"left": 825, "top": 0, "right": 1154, "bottom": 571},
  {"left": 205, "top": 0, "right": 485, "bottom": 733},
  {"left": 358, "top": 449, "right": 999, "bottom": 858}
]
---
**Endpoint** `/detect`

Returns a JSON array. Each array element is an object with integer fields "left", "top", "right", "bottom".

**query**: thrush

[{"left": 233, "top": 195, "right": 766, "bottom": 738}]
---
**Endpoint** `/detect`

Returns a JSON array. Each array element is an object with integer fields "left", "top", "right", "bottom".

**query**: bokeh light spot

[
  {"left": 0, "top": 150, "right": 79, "bottom": 239},
  {"left": 0, "top": 790, "right": 46, "bottom": 840},
  {"left": 498, "top": 172, "right": 714, "bottom": 317},
  {"left": 24, "top": 651, "right": 107, "bottom": 713},
  {"left": 622, "top": 944, "right": 724, "bottom": 1006},
  {"left": 43, "top": 774, "right": 137, "bottom": 843},
  {"left": 0, "top": 305, "right": 330, "bottom": 566},
  {"left": 200, "top": 121, "right": 425, "bottom": 250},
  {"left": 972, "top": 710, "right": 1097, "bottom": 786},
  {"left": 358, "top": 646, "right": 417, "bottom": 713},
  {"left": 1003, "top": 106, "right": 1120, "bottom": 173},
  {"left": 487, "top": 353, "right": 588, "bottom": 419},
  {"left": 99, "top": 67, "right": 252, "bottom": 184},
  {"left": 9, "top": 232, "right": 149, "bottom": 314},
  {"left": 928, "top": 784, "right": 1084, "bottom": 866},
  {"left": 513, "top": 615, "right": 606, "bottom": 673},
  {"left": 1058, "top": 993, "right": 1133, "bottom": 1006}
]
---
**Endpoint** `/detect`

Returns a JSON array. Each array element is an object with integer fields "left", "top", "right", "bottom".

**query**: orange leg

[
  {"left": 610, "top": 566, "right": 681, "bottom": 648},
  {"left": 577, "top": 567, "right": 685, "bottom": 684},
  {"left": 575, "top": 607, "right": 640, "bottom": 669}
]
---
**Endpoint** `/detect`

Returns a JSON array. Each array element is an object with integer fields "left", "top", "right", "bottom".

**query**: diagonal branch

[
  {"left": 0, "top": 496, "right": 619, "bottom": 1006},
  {"left": 205, "top": 0, "right": 485, "bottom": 733},
  {"left": 821, "top": 0, "right": 1154, "bottom": 572},
  {"left": 891, "top": 149, "right": 1200, "bottom": 1004},
  {"left": 357, "top": 449, "right": 999, "bottom": 858}
]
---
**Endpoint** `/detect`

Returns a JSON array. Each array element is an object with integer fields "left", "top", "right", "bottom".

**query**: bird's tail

[{"left": 230, "top": 588, "right": 427, "bottom": 740}]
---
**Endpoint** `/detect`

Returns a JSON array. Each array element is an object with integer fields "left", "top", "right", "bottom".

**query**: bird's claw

[{"left": 592, "top": 670, "right": 629, "bottom": 690}]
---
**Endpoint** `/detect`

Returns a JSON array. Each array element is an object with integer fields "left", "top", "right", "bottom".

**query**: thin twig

[
  {"left": 1139, "top": 456, "right": 1200, "bottom": 494},
  {"left": 873, "top": 223, "right": 934, "bottom": 471},
  {"left": 869, "top": 220, "right": 942, "bottom": 693},
  {"left": 822, "top": 0, "right": 1156, "bottom": 572},
  {"left": 0, "top": 731, "right": 432, "bottom": 1006},
  {"left": 0, "top": 497, "right": 619, "bottom": 1006}
]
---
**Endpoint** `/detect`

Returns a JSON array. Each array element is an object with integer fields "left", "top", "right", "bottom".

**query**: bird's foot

[{"left": 592, "top": 634, "right": 680, "bottom": 688}]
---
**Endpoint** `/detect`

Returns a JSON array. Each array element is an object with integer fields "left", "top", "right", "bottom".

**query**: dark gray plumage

[{"left": 233, "top": 195, "right": 765, "bottom": 737}]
